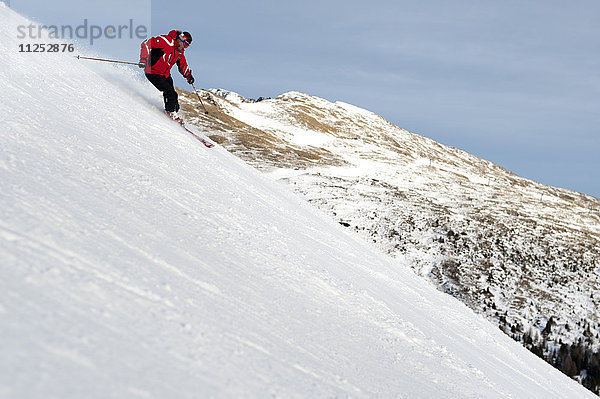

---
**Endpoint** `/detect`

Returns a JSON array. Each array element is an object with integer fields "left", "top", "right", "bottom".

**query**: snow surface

[{"left": 1, "top": 5, "right": 595, "bottom": 398}]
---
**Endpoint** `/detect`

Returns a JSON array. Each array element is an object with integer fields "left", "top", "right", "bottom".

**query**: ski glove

[
  {"left": 138, "top": 59, "right": 147, "bottom": 69},
  {"left": 187, "top": 74, "right": 195, "bottom": 85}
]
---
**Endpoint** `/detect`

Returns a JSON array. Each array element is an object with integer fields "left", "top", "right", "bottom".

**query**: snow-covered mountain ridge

[{"left": 179, "top": 87, "right": 600, "bottom": 392}]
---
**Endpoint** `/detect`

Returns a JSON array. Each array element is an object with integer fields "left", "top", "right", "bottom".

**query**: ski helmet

[{"left": 179, "top": 31, "right": 192, "bottom": 47}]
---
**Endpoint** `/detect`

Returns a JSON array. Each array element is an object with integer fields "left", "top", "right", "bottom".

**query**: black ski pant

[{"left": 145, "top": 73, "right": 179, "bottom": 112}]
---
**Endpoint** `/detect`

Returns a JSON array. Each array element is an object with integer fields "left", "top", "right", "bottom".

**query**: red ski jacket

[{"left": 140, "top": 30, "right": 191, "bottom": 79}]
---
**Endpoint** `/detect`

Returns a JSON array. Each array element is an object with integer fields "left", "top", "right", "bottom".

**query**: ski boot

[{"left": 166, "top": 111, "right": 184, "bottom": 125}]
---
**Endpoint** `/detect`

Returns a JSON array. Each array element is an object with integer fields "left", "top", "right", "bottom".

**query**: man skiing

[{"left": 139, "top": 30, "right": 194, "bottom": 124}]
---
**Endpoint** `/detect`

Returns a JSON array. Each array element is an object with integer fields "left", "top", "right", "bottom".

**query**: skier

[{"left": 139, "top": 30, "right": 194, "bottom": 124}]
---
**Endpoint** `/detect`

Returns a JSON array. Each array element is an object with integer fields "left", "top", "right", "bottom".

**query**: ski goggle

[{"left": 179, "top": 35, "right": 190, "bottom": 47}]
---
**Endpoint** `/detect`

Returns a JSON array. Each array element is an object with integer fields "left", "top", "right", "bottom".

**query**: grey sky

[{"left": 9, "top": 0, "right": 600, "bottom": 198}]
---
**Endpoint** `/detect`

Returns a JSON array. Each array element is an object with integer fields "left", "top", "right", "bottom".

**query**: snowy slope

[{"left": 0, "top": 5, "right": 595, "bottom": 398}]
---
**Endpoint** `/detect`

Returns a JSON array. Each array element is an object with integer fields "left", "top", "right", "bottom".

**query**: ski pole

[
  {"left": 190, "top": 82, "right": 209, "bottom": 115},
  {"left": 75, "top": 55, "right": 139, "bottom": 66}
]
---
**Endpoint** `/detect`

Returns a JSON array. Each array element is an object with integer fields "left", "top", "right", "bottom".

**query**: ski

[
  {"left": 180, "top": 123, "right": 215, "bottom": 148},
  {"left": 165, "top": 111, "right": 215, "bottom": 148}
]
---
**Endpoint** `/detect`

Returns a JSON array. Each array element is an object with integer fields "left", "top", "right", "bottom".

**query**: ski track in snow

[{"left": 0, "top": 4, "right": 595, "bottom": 398}]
